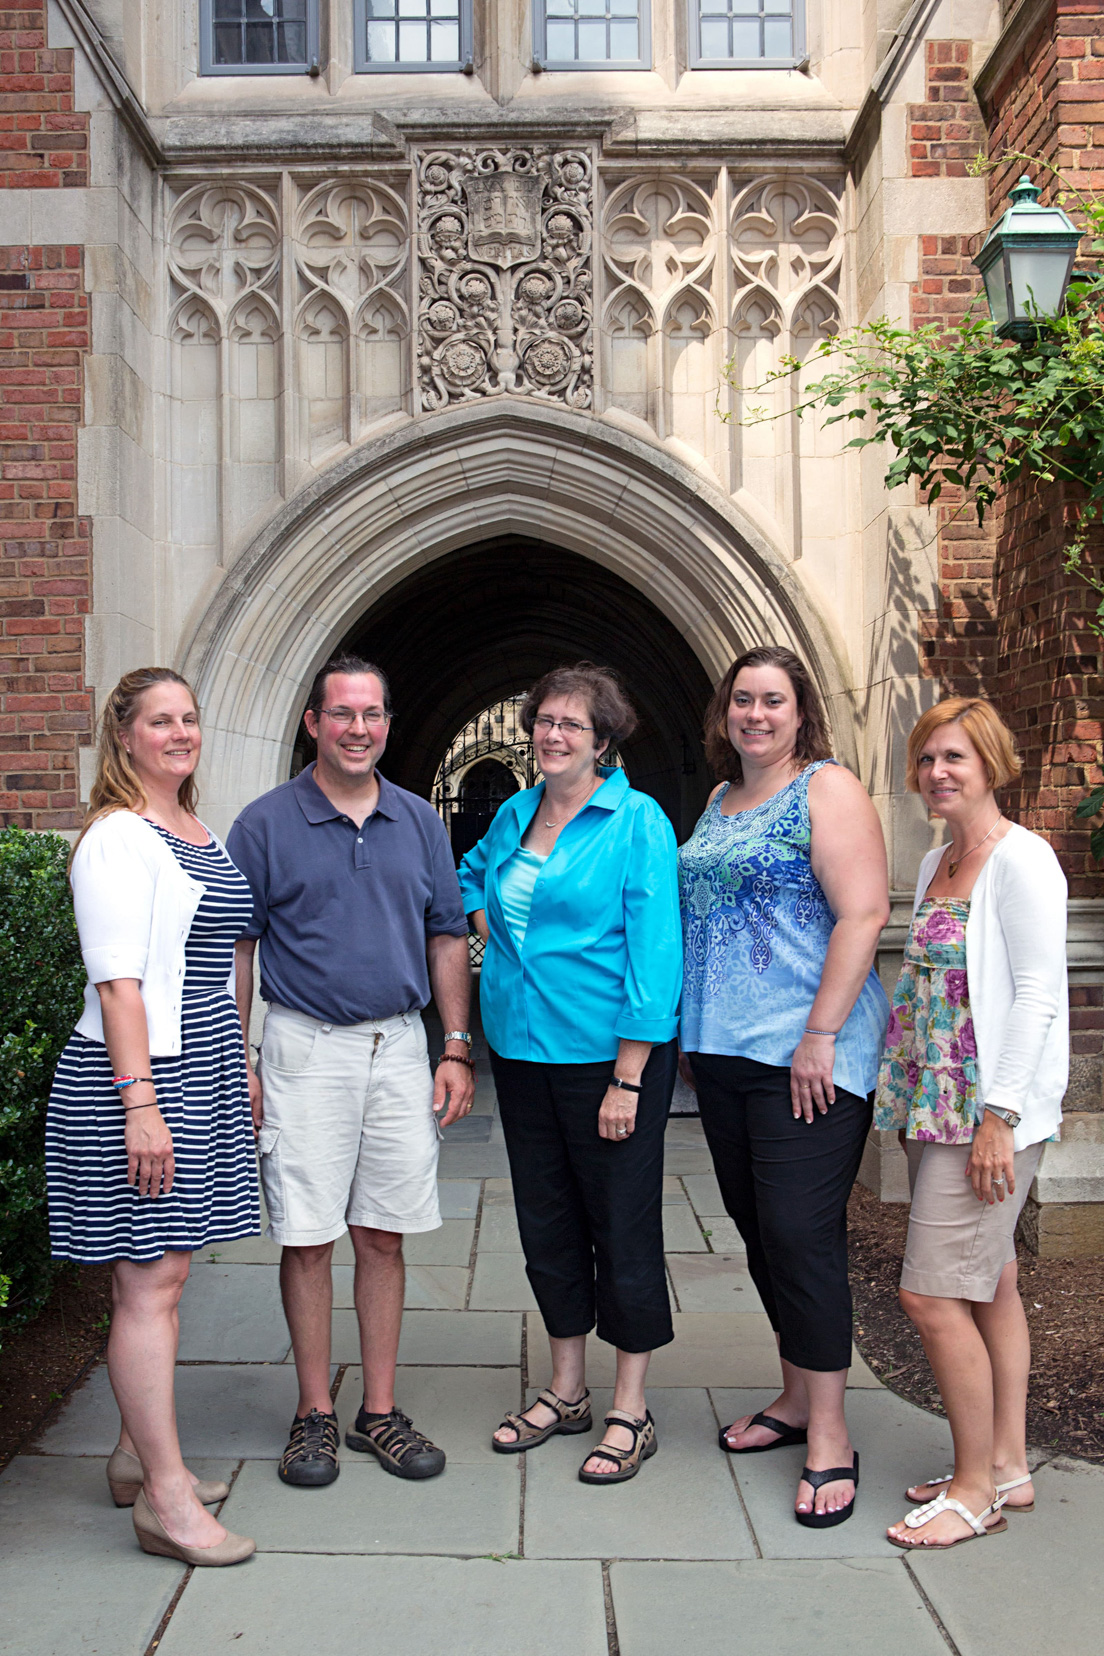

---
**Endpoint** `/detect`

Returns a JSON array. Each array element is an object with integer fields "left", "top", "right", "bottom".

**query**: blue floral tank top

[{"left": 678, "top": 761, "right": 890, "bottom": 1097}]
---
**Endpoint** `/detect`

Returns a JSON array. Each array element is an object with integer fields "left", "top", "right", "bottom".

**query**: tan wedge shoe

[
  {"left": 107, "top": 1446, "right": 229, "bottom": 1509},
  {"left": 132, "top": 1489, "right": 255, "bottom": 1567}
]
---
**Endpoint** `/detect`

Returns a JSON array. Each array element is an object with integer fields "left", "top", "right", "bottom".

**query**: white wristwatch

[{"left": 443, "top": 1030, "right": 472, "bottom": 1049}]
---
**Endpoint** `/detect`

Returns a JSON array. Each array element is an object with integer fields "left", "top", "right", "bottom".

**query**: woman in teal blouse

[{"left": 458, "top": 663, "right": 681, "bottom": 1485}]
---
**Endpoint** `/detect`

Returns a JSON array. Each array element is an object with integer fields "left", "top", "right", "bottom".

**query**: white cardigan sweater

[
  {"left": 71, "top": 810, "right": 234, "bottom": 1057},
  {"left": 910, "top": 823, "right": 1068, "bottom": 1150}
]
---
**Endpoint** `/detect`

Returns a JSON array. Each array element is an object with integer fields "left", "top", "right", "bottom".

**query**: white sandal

[
  {"left": 995, "top": 1473, "right": 1034, "bottom": 1513},
  {"left": 906, "top": 1471, "right": 1034, "bottom": 1513},
  {"left": 888, "top": 1489, "right": 1007, "bottom": 1550}
]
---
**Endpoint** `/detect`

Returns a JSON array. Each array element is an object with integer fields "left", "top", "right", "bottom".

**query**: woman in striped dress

[{"left": 46, "top": 668, "right": 258, "bottom": 1567}]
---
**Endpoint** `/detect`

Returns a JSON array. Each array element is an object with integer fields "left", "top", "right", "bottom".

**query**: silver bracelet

[{"left": 804, "top": 1027, "right": 838, "bottom": 1038}]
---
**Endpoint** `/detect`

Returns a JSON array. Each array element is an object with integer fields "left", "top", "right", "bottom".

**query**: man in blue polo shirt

[{"left": 228, "top": 654, "right": 474, "bottom": 1490}]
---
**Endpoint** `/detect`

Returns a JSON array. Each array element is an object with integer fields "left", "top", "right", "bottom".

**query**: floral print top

[{"left": 874, "top": 898, "right": 979, "bottom": 1143}]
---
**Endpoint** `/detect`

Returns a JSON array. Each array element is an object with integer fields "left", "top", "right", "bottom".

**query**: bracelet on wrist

[
  {"left": 113, "top": 1074, "right": 155, "bottom": 1091},
  {"left": 124, "top": 1101, "right": 158, "bottom": 1112},
  {"left": 436, "top": 1053, "right": 476, "bottom": 1071},
  {"left": 609, "top": 1076, "right": 642, "bottom": 1094},
  {"left": 804, "top": 1028, "right": 838, "bottom": 1038}
]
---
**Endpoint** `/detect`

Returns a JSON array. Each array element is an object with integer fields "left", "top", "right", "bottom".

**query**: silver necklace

[
  {"left": 945, "top": 814, "right": 1003, "bottom": 878},
  {"left": 544, "top": 777, "right": 600, "bottom": 828}
]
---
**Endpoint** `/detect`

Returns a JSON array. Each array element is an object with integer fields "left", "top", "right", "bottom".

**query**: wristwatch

[
  {"left": 443, "top": 1030, "right": 472, "bottom": 1049},
  {"left": 985, "top": 1105, "right": 1021, "bottom": 1129}
]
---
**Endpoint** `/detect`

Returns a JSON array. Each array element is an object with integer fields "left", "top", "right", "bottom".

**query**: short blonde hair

[{"left": 906, "top": 697, "right": 1022, "bottom": 793}]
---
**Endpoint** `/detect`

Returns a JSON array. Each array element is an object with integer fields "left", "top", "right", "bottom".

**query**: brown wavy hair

[
  {"left": 76, "top": 668, "right": 200, "bottom": 850},
  {"left": 703, "top": 646, "right": 833, "bottom": 785},
  {"left": 520, "top": 662, "right": 637, "bottom": 760}
]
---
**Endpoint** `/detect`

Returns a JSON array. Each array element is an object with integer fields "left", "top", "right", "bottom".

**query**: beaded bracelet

[
  {"left": 804, "top": 1028, "right": 838, "bottom": 1038},
  {"left": 436, "top": 1053, "right": 476, "bottom": 1071}
]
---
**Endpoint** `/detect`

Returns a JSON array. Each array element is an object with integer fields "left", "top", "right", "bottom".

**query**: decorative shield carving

[
  {"left": 417, "top": 147, "right": 593, "bottom": 411},
  {"left": 464, "top": 173, "right": 543, "bottom": 269}
]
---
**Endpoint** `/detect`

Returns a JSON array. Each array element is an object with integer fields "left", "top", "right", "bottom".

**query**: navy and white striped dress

[{"left": 46, "top": 825, "right": 261, "bottom": 1262}]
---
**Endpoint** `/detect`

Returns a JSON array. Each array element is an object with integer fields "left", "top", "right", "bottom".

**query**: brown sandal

[
  {"left": 578, "top": 1409, "right": 658, "bottom": 1485},
  {"left": 492, "top": 1387, "right": 592, "bottom": 1454}
]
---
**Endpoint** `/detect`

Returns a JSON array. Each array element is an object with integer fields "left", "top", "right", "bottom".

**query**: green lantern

[{"left": 974, "top": 176, "right": 1082, "bottom": 343}]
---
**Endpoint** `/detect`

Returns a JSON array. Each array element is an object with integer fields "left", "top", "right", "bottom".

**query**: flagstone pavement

[{"left": 2, "top": 1037, "right": 1101, "bottom": 1655}]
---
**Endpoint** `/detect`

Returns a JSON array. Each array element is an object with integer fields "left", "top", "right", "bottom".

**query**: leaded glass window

[
  {"left": 691, "top": 0, "right": 803, "bottom": 65},
  {"left": 536, "top": 0, "right": 651, "bottom": 70},
  {"left": 201, "top": 0, "right": 316, "bottom": 74},
  {"left": 354, "top": 0, "right": 472, "bottom": 70}
]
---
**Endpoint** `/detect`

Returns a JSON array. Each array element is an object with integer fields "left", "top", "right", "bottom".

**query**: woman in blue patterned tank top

[{"left": 678, "top": 647, "right": 890, "bottom": 1530}]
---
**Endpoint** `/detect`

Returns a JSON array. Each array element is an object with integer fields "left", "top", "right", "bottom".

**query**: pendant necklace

[
  {"left": 544, "top": 777, "right": 600, "bottom": 828},
  {"left": 945, "top": 814, "right": 1003, "bottom": 878}
]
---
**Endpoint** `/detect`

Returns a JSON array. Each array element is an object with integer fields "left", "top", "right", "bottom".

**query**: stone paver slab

[
  {"left": 327, "top": 1266, "right": 470, "bottom": 1311},
  {"left": 666, "top": 1253, "right": 764, "bottom": 1314},
  {"left": 523, "top": 1388, "right": 755, "bottom": 1561},
  {"left": 335, "top": 1365, "right": 521, "bottom": 1463},
  {"left": 177, "top": 1266, "right": 290, "bottom": 1361},
  {"left": 405, "top": 1218, "right": 476, "bottom": 1265},
  {"left": 437, "top": 1143, "right": 511, "bottom": 1178},
  {"left": 38, "top": 1361, "right": 327, "bottom": 1459},
  {"left": 662, "top": 1149, "right": 716, "bottom": 1175},
  {"left": 438, "top": 1180, "right": 482, "bottom": 1219},
  {"left": 609, "top": 1559, "right": 949, "bottom": 1656},
  {"left": 661, "top": 1175, "right": 687, "bottom": 1203},
  {"left": 220, "top": 1459, "right": 519, "bottom": 1556},
  {"left": 469, "top": 1252, "right": 539, "bottom": 1311},
  {"left": 662, "top": 1205, "right": 708, "bottom": 1252},
  {"left": 476, "top": 1202, "right": 523, "bottom": 1252},
  {"left": 156, "top": 1556, "right": 608, "bottom": 1656},
  {"left": 711, "top": 1388, "right": 953, "bottom": 1558},
  {"left": 0, "top": 1457, "right": 184, "bottom": 1656},
  {"left": 195, "top": 1234, "right": 282, "bottom": 1265},
  {"left": 681, "top": 1172, "right": 726, "bottom": 1216},
  {"left": 397, "top": 1310, "right": 522, "bottom": 1366},
  {"left": 702, "top": 1217, "right": 744, "bottom": 1253},
  {"left": 526, "top": 1312, "right": 782, "bottom": 1388},
  {"left": 910, "top": 1457, "right": 1104, "bottom": 1654}
]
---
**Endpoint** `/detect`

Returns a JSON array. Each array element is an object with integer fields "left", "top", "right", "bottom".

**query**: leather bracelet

[
  {"left": 609, "top": 1077, "right": 642, "bottom": 1093},
  {"left": 436, "top": 1053, "right": 476, "bottom": 1071},
  {"left": 124, "top": 1101, "right": 158, "bottom": 1112}
]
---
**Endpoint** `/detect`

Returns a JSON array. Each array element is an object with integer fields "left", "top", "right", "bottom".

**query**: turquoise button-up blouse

[{"left": 457, "top": 767, "right": 681, "bottom": 1063}]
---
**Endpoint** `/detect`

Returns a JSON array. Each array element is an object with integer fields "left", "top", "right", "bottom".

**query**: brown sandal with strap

[
  {"left": 578, "top": 1409, "right": 658, "bottom": 1484},
  {"left": 492, "top": 1387, "right": 593, "bottom": 1454}
]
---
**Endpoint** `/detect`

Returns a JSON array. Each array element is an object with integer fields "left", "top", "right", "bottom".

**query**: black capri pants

[
  {"left": 489, "top": 1041, "right": 677, "bottom": 1354},
  {"left": 688, "top": 1052, "right": 872, "bottom": 1372}
]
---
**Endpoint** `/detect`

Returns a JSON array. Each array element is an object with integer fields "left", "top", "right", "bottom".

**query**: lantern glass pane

[
  {"left": 981, "top": 256, "right": 1009, "bottom": 328},
  {"left": 1007, "top": 247, "right": 1074, "bottom": 321}
]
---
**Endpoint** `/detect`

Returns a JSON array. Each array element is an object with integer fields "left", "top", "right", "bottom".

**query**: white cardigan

[
  {"left": 71, "top": 810, "right": 234, "bottom": 1057},
  {"left": 911, "top": 823, "right": 1069, "bottom": 1150}
]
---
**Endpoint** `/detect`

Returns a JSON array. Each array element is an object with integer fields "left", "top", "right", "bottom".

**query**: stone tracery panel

[
  {"left": 416, "top": 147, "right": 594, "bottom": 410},
  {"left": 600, "top": 175, "right": 719, "bottom": 447}
]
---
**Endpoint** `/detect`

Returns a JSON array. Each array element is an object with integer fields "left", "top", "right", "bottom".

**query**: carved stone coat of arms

[{"left": 417, "top": 147, "right": 593, "bottom": 410}]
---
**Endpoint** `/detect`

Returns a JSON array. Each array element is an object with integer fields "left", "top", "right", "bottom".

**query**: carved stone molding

[
  {"left": 416, "top": 147, "right": 593, "bottom": 411},
  {"left": 168, "top": 182, "right": 281, "bottom": 331}
]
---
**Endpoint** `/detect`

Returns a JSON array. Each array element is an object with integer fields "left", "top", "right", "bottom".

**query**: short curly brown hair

[
  {"left": 521, "top": 662, "right": 637, "bottom": 756},
  {"left": 704, "top": 646, "right": 832, "bottom": 784}
]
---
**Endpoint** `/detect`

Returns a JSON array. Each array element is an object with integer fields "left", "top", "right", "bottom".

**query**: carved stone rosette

[{"left": 416, "top": 147, "right": 593, "bottom": 411}]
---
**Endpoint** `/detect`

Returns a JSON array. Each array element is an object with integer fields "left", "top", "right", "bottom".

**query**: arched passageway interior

[{"left": 328, "top": 537, "right": 716, "bottom": 840}]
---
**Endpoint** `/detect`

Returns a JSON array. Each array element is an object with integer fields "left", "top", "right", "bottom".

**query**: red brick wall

[
  {"left": 0, "top": 2, "right": 89, "bottom": 189},
  {"left": 0, "top": 2, "right": 92, "bottom": 832},
  {"left": 910, "top": 41, "right": 988, "bottom": 178}
]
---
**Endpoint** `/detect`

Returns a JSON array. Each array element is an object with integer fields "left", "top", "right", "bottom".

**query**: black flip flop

[
  {"left": 794, "top": 1452, "right": 860, "bottom": 1528},
  {"left": 718, "top": 1411, "right": 809, "bottom": 1455}
]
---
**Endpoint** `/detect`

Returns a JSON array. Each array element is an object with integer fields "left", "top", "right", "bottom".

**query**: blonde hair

[
  {"left": 906, "top": 697, "right": 1022, "bottom": 793},
  {"left": 76, "top": 668, "right": 200, "bottom": 850}
]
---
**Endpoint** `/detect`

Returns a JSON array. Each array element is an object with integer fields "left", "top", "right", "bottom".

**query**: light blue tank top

[
  {"left": 498, "top": 848, "right": 547, "bottom": 949},
  {"left": 677, "top": 761, "right": 889, "bottom": 1097}
]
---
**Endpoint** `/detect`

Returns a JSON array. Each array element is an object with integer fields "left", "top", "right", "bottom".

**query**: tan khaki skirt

[{"left": 901, "top": 1138, "right": 1044, "bottom": 1302}]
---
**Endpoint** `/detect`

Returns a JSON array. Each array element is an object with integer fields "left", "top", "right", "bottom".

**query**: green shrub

[{"left": 0, "top": 828, "right": 85, "bottom": 1335}]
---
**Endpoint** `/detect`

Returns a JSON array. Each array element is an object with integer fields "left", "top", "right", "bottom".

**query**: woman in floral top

[{"left": 875, "top": 698, "right": 1068, "bottom": 1552}]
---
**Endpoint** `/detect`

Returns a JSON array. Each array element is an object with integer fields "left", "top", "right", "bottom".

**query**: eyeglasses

[
  {"left": 533, "top": 716, "right": 593, "bottom": 738},
  {"left": 319, "top": 707, "right": 390, "bottom": 728}
]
